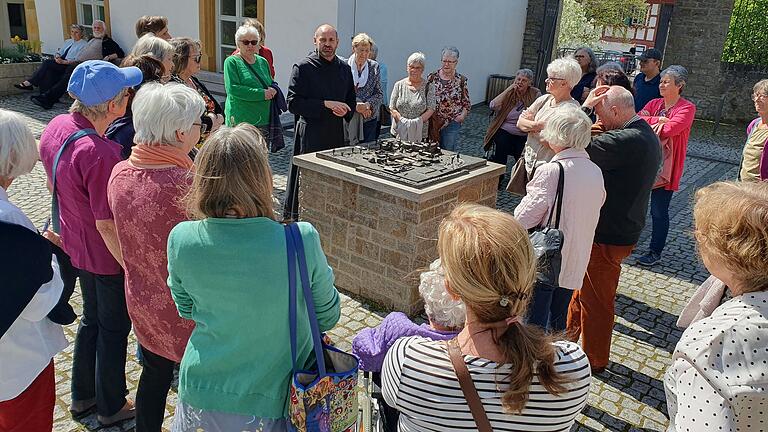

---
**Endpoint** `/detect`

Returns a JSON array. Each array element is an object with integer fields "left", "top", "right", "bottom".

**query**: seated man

[
  {"left": 15, "top": 24, "right": 87, "bottom": 92},
  {"left": 31, "top": 20, "right": 124, "bottom": 110}
]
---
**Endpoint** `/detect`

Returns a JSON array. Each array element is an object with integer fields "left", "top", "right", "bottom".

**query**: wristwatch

[{"left": 581, "top": 105, "right": 594, "bottom": 117}]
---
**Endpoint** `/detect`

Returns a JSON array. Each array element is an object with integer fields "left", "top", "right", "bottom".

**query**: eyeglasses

[
  {"left": 574, "top": 55, "right": 586, "bottom": 59},
  {"left": 441, "top": 59, "right": 457, "bottom": 64},
  {"left": 193, "top": 122, "right": 209, "bottom": 134},
  {"left": 545, "top": 77, "right": 566, "bottom": 83},
  {"left": 192, "top": 53, "right": 202, "bottom": 63},
  {"left": 752, "top": 93, "right": 767, "bottom": 102},
  {"left": 240, "top": 40, "right": 259, "bottom": 46}
]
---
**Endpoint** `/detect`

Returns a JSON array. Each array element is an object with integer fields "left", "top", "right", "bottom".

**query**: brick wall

[
  {"left": 521, "top": 0, "right": 547, "bottom": 71},
  {"left": 299, "top": 170, "right": 498, "bottom": 315}
]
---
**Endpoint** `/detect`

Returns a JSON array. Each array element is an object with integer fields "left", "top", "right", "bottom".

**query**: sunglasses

[{"left": 240, "top": 40, "right": 259, "bottom": 46}]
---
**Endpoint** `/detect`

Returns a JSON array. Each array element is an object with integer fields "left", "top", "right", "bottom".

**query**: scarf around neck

[
  {"left": 348, "top": 54, "right": 369, "bottom": 89},
  {"left": 129, "top": 143, "right": 194, "bottom": 170}
]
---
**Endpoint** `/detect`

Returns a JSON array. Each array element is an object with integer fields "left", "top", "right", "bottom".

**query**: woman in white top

[
  {"left": 514, "top": 105, "right": 605, "bottom": 332},
  {"left": 382, "top": 204, "right": 591, "bottom": 432},
  {"left": 517, "top": 57, "right": 581, "bottom": 176},
  {"left": 0, "top": 109, "right": 68, "bottom": 431},
  {"left": 389, "top": 52, "right": 435, "bottom": 141},
  {"left": 665, "top": 181, "right": 768, "bottom": 432}
]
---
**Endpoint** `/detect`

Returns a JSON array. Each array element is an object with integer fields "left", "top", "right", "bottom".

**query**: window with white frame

[
  {"left": 217, "top": 0, "right": 261, "bottom": 71},
  {"left": 76, "top": 0, "right": 106, "bottom": 36}
]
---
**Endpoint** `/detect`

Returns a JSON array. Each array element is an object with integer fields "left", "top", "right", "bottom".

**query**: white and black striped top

[{"left": 381, "top": 336, "right": 591, "bottom": 432}]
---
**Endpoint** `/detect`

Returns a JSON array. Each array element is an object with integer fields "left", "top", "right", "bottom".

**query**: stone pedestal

[
  {"left": 293, "top": 152, "right": 504, "bottom": 315},
  {"left": 0, "top": 62, "right": 41, "bottom": 96}
]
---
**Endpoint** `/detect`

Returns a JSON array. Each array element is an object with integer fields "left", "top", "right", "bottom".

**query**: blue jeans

[
  {"left": 526, "top": 281, "right": 574, "bottom": 332},
  {"left": 439, "top": 120, "right": 461, "bottom": 152},
  {"left": 649, "top": 188, "right": 674, "bottom": 254},
  {"left": 362, "top": 118, "right": 378, "bottom": 143}
]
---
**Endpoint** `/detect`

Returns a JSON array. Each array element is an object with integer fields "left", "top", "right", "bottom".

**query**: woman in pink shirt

[
  {"left": 638, "top": 65, "right": 696, "bottom": 266},
  {"left": 107, "top": 82, "right": 204, "bottom": 432},
  {"left": 514, "top": 105, "right": 605, "bottom": 331}
]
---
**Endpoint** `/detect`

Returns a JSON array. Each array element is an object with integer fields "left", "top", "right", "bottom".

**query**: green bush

[{"left": 722, "top": 0, "right": 768, "bottom": 65}]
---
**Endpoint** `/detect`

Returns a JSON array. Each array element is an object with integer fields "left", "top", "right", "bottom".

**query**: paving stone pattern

[{"left": 0, "top": 94, "right": 747, "bottom": 431}]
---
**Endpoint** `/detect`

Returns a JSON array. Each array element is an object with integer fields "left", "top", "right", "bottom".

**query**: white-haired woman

[
  {"left": 427, "top": 46, "right": 470, "bottom": 151},
  {"left": 572, "top": 47, "right": 598, "bottom": 103},
  {"left": 517, "top": 57, "right": 581, "bottom": 179},
  {"left": 346, "top": 33, "right": 383, "bottom": 144},
  {"left": 637, "top": 65, "right": 696, "bottom": 266},
  {"left": 224, "top": 24, "right": 275, "bottom": 133},
  {"left": 389, "top": 52, "right": 435, "bottom": 141},
  {"left": 0, "top": 110, "right": 68, "bottom": 432},
  {"left": 107, "top": 82, "right": 204, "bottom": 432},
  {"left": 514, "top": 105, "right": 605, "bottom": 331},
  {"left": 130, "top": 34, "right": 174, "bottom": 83}
]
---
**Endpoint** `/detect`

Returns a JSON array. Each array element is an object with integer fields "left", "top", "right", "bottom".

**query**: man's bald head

[
  {"left": 314, "top": 24, "right": 338, "bottom": 38},
  {"left": 595, "top": 86, "right": 637, "bottom": 130},
  {"left": 314, "top": 24, "right": 339, "bottom": 60}
]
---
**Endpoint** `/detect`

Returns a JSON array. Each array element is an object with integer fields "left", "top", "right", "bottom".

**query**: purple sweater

[{"left": 352, "top": 312, "right": 459, "bottom": 372}]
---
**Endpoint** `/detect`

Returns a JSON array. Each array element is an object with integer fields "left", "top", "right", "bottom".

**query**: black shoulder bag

[{"left": 528, "top": 161, "right": 565, "bottom": 287}]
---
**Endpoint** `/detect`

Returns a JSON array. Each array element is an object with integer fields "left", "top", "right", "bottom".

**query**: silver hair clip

[{"left": 499, "top": 296, "right": 510, "bottom": 307}]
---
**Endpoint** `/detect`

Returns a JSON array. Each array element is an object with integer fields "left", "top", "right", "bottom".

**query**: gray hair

[
  {"left": 661, "top": 65, "right": 689, "bottom": 93},
  {"left": 130, "top": 34, "right": 174, "bottom": 61},
  {"left": 70, "top": 24, "right": 85, "bottom": 35},
  {"left": 69, "top": 87, "right": 130, "bottom": 120},
  {"left": 516, "top": 68, "right": 534, "bottom": 81},
  {"left": 540, "top": 105, "right": 593, "bottom": 151},
  {"left": 0, "top": 110, "right": 37, "bottom": 180},
  {"left": 441, "top": 46, "right": 460, "bottom": 60},
  {"left": 235, "top": 25, "right": 260, "bottom": 46},
  {"left": 132, "top": 82, "right": 206, "bottom": 146},
  {"left": 92, "top": 20, "right": 105, "bottom": 28},
  {"left": 575, "top": 46, "right": 598, "bottom": 74},
  {"left": 407, "top": 51, "right": 426, "bottom": 68},
  {"left": 418, "top": 259, "right": 466, "bottom": 329},
  {"left": 547, "top": 57, "right": 582, "bottom": 88},
  {"left": 754, "top": 79, "right": 768, "bottom": 96}
]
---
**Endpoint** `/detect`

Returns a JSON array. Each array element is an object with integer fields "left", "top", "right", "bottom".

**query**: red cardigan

[{"left": 639, "top": 97, "right": 696, "bottom": 191}]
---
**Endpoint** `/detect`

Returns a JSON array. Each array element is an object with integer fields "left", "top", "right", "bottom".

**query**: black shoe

[
  {"left": 14, "top": 82, "right": 33, "bottom": 91},
  {"left": 30, "top": 95, "right": 53, "bottom": 110}
]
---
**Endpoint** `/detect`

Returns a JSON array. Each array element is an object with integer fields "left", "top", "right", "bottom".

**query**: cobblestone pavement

[{"left": 1, "top": 93, "right": 747, "bottom": 431}]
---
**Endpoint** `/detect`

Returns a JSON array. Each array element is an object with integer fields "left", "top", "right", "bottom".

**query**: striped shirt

[{"left": 382, "top": 336, "right": 591, "bottom": 432}]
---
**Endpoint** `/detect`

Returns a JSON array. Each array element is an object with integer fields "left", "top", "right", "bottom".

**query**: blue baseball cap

[{"left": 67, "top": 60, "right": 143, "bottom": 106}]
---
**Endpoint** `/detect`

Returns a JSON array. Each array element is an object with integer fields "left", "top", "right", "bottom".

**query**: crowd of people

[{"left": 0, "top": 16, "right": 767, "bottom": 432}]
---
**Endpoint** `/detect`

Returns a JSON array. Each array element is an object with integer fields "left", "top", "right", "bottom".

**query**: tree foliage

[
  {"left": 579, "top": 0, "right": 650, "bottom": 28},
  {"left": 558, "top": 0, "right": 602, "bottom": 48},
  {"left": 722, "top": 0, "right": 768, "bottom": 65}
]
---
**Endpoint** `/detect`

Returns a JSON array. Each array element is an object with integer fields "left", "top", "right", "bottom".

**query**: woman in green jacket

[
  {"left": 224, "top": 25, "right": 275, "bottom": 136},
  {"left": 168, "top": 124, "right": 341, "bottom": 432}
]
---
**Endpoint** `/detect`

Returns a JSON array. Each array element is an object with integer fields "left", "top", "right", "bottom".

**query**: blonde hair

[
  {"left": 694, "top": 181, "right": 768, "bottom": 293},
  {"left": 243, "top": 18, "right": 266, "bottom": 44},
  {"left": 438, "top": 204, "right": 568, "bottom": 413},
  {"left": 352, "top": 32, "right": 373, "bottom": 48},
  {"left": 186, "top": 124, "right": 275, "bottom": 220},
  {"left": 0, "top": 110, "right": 37, "bottom": 180}
]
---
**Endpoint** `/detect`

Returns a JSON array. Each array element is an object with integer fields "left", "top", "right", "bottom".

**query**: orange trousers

[{"left": 566, "top": 242, "right": 634, "bottom": 369}]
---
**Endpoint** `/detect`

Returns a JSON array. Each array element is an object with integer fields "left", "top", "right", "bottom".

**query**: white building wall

[
  {"left": 265, "top": 0, "right": 339, "bottom": 88},
  {"left": 35, "top": 0, "right": 62, "bottom": 54},
  {"left": 107, "top": 0, "right": 200, "bottom": 55},
  {"left": 350, "top": 0, "right": 527, "bottom": 103}
]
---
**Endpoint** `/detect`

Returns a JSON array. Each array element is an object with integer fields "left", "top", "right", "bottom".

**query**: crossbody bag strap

[
  {"left": 544, "top": 161, "right": 565, "bottom": 229},
  {"left": 242, "top": 57, "right": 271, "bottom": 89},
  {"left": 447, "top": 339, "right": 493, "bottom": 432},
  {"left": 286, "top": 223, "right": 327, "bottom": 375},
  {"left": 50, "top": 128, "right": 98, "bottom": 233}
]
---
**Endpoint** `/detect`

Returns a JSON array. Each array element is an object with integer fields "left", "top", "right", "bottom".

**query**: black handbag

[{"left": 528, "top": 161, "right": 564, "bottom": 286}]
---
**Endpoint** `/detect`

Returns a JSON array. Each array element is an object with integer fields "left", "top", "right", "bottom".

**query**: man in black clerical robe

[{"left": 284, "top": 24, "right": 357, "bottom": 219}]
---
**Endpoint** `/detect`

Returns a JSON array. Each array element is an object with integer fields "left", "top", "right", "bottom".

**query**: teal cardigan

[
  {"left": 224, "top": 54, "right": 273, "bottom": 127},
  {"left": 167, "top": 218, "right": 341, "bottom": 418}
]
